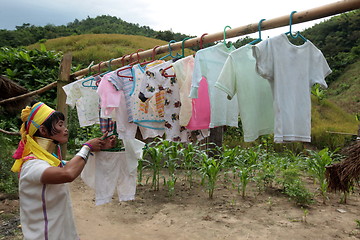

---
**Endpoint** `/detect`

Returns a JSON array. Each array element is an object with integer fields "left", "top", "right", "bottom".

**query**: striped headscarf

[{"left": 11, "top": 102, "right": 61, "bottom": 172}]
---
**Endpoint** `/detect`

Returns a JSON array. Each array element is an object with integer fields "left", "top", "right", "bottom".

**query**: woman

[{"left": 11, "top": 102, "right": 108, "bottom": 240}]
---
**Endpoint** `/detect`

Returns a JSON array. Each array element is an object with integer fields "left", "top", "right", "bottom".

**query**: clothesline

[{"left": 71, "top": 0, "right": 360, "bottom": 79}]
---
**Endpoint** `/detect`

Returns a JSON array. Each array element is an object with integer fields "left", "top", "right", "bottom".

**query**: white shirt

[
  {"left": 63, "top": 77, "right": 100, "bottom": 127},
  {"left": 252, "top": 34, "right": 331, "bottom": 143},
  {"left": 19, "top": 160, "right": 78, "bottom": 240}
]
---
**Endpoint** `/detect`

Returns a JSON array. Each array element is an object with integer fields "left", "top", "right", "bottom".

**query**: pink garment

[
  {"left": 186, "top": 77, "right": 210, "bottom": 130},
  {"left": 97, "top": 72, "right": 121, "bottom": 116}
]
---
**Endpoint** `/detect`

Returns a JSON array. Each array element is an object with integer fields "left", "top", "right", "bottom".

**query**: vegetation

[
  {"left": 0, "top": 15, "right": 192, "bottom": 48},
  {"left": 0, "top": 10, "right": 359, "bottom": 200}
]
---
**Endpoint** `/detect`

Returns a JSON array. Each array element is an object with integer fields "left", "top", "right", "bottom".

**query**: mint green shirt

[{"left": 215, "top": 44, "right": 274, "bottom": 142}]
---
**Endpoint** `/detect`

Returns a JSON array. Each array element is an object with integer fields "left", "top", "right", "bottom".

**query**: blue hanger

[
  {"left": 82, "top": 64, "right": 99, "bottom": 89},
  {"left": 180, "top": 37, "right": 192, "bottom": 58},
  {"left": 249, "top": 19, "right": 266, "bottom": 45},
  {"left": 223, "top": 26, "right": 233, "bottom": 49},
  {"left": 285, "top": 11, "right": 307, "bottom": 42},
  {"left": 160, "top": 40, "right": 181, "bottom": 60}
]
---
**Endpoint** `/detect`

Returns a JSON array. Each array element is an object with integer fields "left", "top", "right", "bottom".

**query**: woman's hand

[{"left": 84, "top": 132, "right": 108, "bottom": 152}]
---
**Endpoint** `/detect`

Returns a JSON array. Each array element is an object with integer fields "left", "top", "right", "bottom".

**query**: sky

[{"left": 0, "top": 0, "right": 341, "bottom": 41}]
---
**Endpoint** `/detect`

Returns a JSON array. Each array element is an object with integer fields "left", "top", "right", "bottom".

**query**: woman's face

[{"left": 49, "top": 120, "right": 69, "bottom": 144}]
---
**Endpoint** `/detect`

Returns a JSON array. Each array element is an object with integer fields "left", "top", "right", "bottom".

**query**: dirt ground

[{"left": 1, "top": 170, "right": 360, "bottom": 240}]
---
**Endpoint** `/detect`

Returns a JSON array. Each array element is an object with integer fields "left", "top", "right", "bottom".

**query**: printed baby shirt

[{"left": 63, "top": 77, "right": 100, "bottom": 127}]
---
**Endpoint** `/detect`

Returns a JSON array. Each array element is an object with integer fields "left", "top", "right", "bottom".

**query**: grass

[
  {"left": 27, "top": 34, "right": 194, "bottom": 67},
  {"left": 326, "top": 60, "right": 360, "bottom": 115}
]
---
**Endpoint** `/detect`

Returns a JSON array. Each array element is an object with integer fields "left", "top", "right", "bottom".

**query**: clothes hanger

[
  {"left": 249, "top": 19, "right": 266, "bottom": 45},
  {"left": 129, "top": 49, "right": 145, "bottom": 66},
  {"left": 223, "top": 26, "right": 233, "bottom": 49},
  {"left": 193, "top": 33, "right": 208, "bottom": 57},
  {"left": 140, "top": 45, "right": 160, "bottom": 66},
  {"left": 285, "top": 11, "right": 307, "bottom": 42},
  {"left": 159, "top": 40, "right": 181, "bottom": 60},
  {"left": 82, "top": 64, "right": 98, "bottom": 89},
  {"left": 199, "top": 33, "right": 208, "bottom": 50},
  {"left": 95, "top": 59, "right": 114, "bottom": 87},
  {"left": 117, "top": 54, "right": 133, "bottom": 79},
  {"left": 161, "top": 37, "right": 192, "bottom": 78}
]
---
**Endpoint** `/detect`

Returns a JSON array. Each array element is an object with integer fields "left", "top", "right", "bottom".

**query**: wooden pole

[
  {"left": 57, "top": 53, "right": 72, "bottom": 159},
  {"left": 0, "top": 82, "right": 57, "bottom": 105},
  {"left": 71, "top": 0, "right": 360, "bottom": 78}
]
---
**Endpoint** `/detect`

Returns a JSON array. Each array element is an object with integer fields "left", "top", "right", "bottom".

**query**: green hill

[{"left": 28, "top": 34, "right": 171, "bottom": 66}]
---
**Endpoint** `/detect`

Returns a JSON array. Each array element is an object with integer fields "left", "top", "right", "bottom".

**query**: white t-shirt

[
  {"left": 252, "top": 34, "right": 331, "bottom": 143},
  {"left": 215, "top": 44, "right": 274, "bottom": 142},
  {"left": 190, "top": 43, "right": 239, "bottom": 128},
  {"left": 63, "top": 77, "right": 100, "bottom": 127},
  {"left": 19, "top": 160, "right": 78, "bottom": 240}
]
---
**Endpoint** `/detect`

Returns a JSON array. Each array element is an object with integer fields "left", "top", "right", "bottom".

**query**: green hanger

[
  {"left": 223, "top": 25, "right": 233, "bottom": 49},
  {"left": 160, "top": 40, "right": 181, "bottom": 60},
  {"left": 181, "top": 37, "right": 192, "bottom": 58},
  {"left": 285, "top": 11, "right": 307, "bottom": 42},
  {"left": 249, "top": 19, "right": 266, "bottom": 45}
]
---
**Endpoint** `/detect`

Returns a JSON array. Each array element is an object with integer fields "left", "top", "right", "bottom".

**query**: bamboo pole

[
  {"left": 57, "top": 53, "right": 72, "bottom": 159},
  {"left": 71, "top": 0, "right": 360, "bottom": 78}
]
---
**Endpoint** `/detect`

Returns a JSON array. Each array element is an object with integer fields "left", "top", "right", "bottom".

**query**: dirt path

[{"left": 69, "top": 171, "right": 360, "bottom": 240}]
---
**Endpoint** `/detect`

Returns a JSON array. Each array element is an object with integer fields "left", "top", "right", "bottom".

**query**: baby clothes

[
  {"left": 186, "top": 76, "right": 211, "bottom": 130},
  {"left": 172, "top": 55, "right": 194, "bottom": 126},
  {"left": 130, "top": 63, "right": 165, "bottom": 131},
  {"left": 252, "top": 34, "right": 331, "bottom": 143},
  {"left": 81, "top": 139, "right": 145, "bottom": 205},
  {"left": 190, "top": 42, "right": 239, "bottom": 128},
  {"left": 63, "top": 77, "right": 100, "bottom": 127},
  {"left": 215, "top": 44, "right": 274, "bottom": 142},
  {"left": 140, "top": 60, "right": 190, "bottom": 142},
  {"left": 108, "top": 65, "right": 134, "bottom": 122}
]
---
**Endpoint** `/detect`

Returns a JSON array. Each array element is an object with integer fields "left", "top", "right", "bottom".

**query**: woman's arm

[{"left": 40, "top": 134, "right": 107, "bottom": 184}]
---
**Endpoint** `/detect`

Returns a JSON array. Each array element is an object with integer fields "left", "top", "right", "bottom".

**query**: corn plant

[
  {"left": 199, "top": 152, "right": 224, "bottom": 199},
  {"left": 163, "top": 141, "right": 182, "bottom": 195},
  {"left": 143, "top": 144, "right": 164, "bottom": 191},
  {"left": 306, "top": 148, "right": 335, "bottom": 204},
  {"left": 180, "top": 143, "right": 201, "bottom": 188},
  {"left": 234, "top": 147, "right": 259, "bottom": 198}
]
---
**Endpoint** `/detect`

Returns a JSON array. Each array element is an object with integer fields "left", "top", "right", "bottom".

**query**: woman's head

[
  {"left": 20, "top": 102, "right": 68, "bottom": 144},
  {"left": 35, "top": 111, "right": 68, "bottom": 144}
]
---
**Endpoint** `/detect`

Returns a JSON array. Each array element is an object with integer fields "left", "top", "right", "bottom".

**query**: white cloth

[
  {"left": 63, "top": 77, "right": 100, "bottom": 127},
  {"left": 19, "top": 160, "right": 78, "bottom": 240},
  {"left": 252, "top": 34, "right": 331, "bottom": 143},
  {"left": 172, "top": 55, "right": 194, "bottom": 126},
  {"left": 81, "top": 139, "right": 145, "bottom": 205},
  {"left": 190, "top": 43, "right": 239, "bottom": 128},
  {"left": 215, "top": 44, "right": 274, "bottom": 142}
]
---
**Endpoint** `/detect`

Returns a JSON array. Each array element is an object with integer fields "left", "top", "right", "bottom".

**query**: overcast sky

[{"left": 0, "top": 0, "right": 340, "bottom": 40}]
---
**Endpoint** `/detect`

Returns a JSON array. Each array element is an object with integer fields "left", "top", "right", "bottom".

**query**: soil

[{"left": 1, "top": 170, "right": 360, "bottom": 240}]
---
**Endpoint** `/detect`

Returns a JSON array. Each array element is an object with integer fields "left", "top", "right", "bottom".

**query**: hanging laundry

[
  {"left": 172, "top": 55, "right": 194, "bottom": 127},
  {"left": 62, "top": 76, "right": 100, "bottom": 127},
  {"left": 252, "top": 33, "right": 331, "bottom": 143},
  {"left": 215, "top": 44, "right": 274, "bottom": 142},
  {"left": 190, "top": 42, "right": 239, "bottom": 128},
  {"left": 81, "top": 139, "right": 145, "bottom": 205},
  {"left": 108, "top": 65, "right": 134, "bottom": 122},
  {"left": 140, "top": 60, "right": 191, "bottom": 142},
  {"left": 130, "top": 63, "right": 165, "bottom": 133},
  {"left": 186, "top": 77, "right": 211, "bottom": 130}
]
